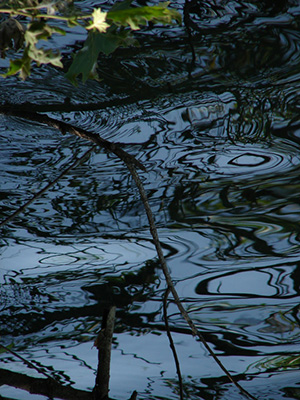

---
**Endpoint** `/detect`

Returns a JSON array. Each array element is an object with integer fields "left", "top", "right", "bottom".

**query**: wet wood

[
  {"left": 0, "top": 368, "right": 91, "bottom": 400},
  {"left": 93, "top": 306, "right": 116, "bottom": 400}
]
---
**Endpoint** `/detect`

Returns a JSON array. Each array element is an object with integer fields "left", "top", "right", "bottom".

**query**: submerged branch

[
  {"left": 0, "top": 105, "right": 256, "bottom": 399},
  {"left": 126, "top": 163, "right": 257, "bottom": 400},
  {"left": 0, "top": 106, "right": 145, "bottom": 172},
  {"left": 0, "top": 344, "right": 57, "bottom": 382},
  {"left": 0, "top": 368, "right": 91, "bottom": 400},
  {"left": 163, "top": 287, "right": 183, "bottom": 400},
  {"left": 0, "top": 146, "right": 95, "bottom": 228},
  {"left": 93, "top": 306, "right": 116, "bottom": 400}
]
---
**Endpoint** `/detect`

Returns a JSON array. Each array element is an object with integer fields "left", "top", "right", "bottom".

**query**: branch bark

[
  {"left": 0, "top": 106, "right": 145, "bottom": 172},
  {"left": 0, "top": 368, "right": 91, "bottom": 400},
  {"left": 163, "top": 287, "right": 183, "bottom": 400},
  {"left": 126, "top": 163, "right": 257, "bottom": 400},
  {"left": 93, "top": 306, "right": 116, "bottom": 400},
  {"left": 0, "top": 146, "right": 95, "bottom": 228},
  {"left": 0, "top": 106, "right": 257, "bottom": 400}
]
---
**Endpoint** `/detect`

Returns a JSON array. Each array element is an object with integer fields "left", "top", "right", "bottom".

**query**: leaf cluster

[
  {"left": 3, "top": 20, "right": 64, "bottom": 79},
  {"left": 0, "top": 0, "right": 181, "bottom": 83}
]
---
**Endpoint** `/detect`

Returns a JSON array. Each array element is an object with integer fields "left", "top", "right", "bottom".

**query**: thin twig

[
  {"left": 0, "top": 146, "right": 95, "bottom": 228},
  {"left": 0, "top": 367, "right": 91, "bottom": 400},
  {"left": 1, "top": 106, "right": 256, "bottom": 399},
  {"left": 183, "top": 0, "right": 196, "bottom": 65},
  {"left": 0, "top": 344, "right": 57, "bottom": 382},
  {"left": 0, "top": 107, "right": 145, "bottom": 171},
  {"left": 163, "top": 287, "right": 184, "bottom": 400},
  {"left": 126, "top": 162, "right": 257, "bottom": 400}
]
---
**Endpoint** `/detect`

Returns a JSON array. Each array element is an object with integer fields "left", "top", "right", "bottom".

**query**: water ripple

[{"left": 2, "top": 1, "right": 300, "bottom": 398}]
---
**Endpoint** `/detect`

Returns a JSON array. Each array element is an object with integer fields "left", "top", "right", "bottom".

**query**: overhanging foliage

[{"left": 0, "top": 0, "right": 181, "bottom": 83}]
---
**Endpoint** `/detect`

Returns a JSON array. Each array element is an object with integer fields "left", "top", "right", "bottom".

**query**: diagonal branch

[
  {"left": 0, "top": 344, "right": 57, "bottom": 382},
  {"left": 0, "top": 367, "right": 92, "bottom": 400},
  {"left": 126, "top": 163, "right": 257, "bottom": 400},
  {"left": 163, "top": 287, "right": 183, "bottom": 400},
  {"left": 0, "top": 106, "right": 256, "bottom": 399},
  {"left": 0, "top": 107, "right": 145, "bottom": 172},
  {"left": 0, "top": 146, "right": 95, "bottom": 228}
]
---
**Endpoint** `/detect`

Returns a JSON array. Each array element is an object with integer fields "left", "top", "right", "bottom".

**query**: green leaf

[
  {"left": 107, "top": 2, "right": 182, "bottom": 30},
  {"left": 67, "top": 17, "right": 79, "bottom": 28},
  {"left": 5, "top": 59, "right": 24, "bottom": 75},
  {"left": 110, "top": 0, "right": 133, "bottom": 12},
  {"left": 65, "top": 29, "right": 137, "bottom": 85},
  {"left": 1, "top": 1, "right": 180, "bottom": 82},
  {"left": 65, "top": 32, "right": 99, "bottom": 85},
  {"left": 27, "top": 46, "right": 63, "bottom": 67},
  {"left": 9, "top": 20, "right": 65, "bottom": 76},
  {"left": 25, "top": 21, "right": 66, "bottom": 46},
  {"left": 2, "top": 55, "right": 31, "bottom": 80},
  {"left": 65, "top": 1, "right": 180, "bottom": 85}
]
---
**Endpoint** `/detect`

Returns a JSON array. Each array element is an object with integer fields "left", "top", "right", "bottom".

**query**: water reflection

[{"left": 1, "top": 0, "right": 300, "bottom": 399}]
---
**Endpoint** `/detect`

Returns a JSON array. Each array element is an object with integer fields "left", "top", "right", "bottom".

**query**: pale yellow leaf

[{"left": 87, "top": 9, "right": 110, "bottom": 33}]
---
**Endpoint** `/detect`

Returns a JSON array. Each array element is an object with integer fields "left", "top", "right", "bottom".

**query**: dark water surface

[{"left": 1, "top": 1, "right": 300, "bottom": 399}]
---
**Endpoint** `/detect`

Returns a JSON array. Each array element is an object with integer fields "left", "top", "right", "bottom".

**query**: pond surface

[{"left": 1, "top": 1, "right": 300, "bottom": 399}]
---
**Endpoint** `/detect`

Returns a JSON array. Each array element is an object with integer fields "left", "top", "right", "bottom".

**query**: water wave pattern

[{"left": 1, "top": 1, "right": 300, "bottom": 399}]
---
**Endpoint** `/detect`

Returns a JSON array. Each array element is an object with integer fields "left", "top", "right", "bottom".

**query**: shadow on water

[{"left": 1, "top": 0, "right": 300, "bottom": 399}]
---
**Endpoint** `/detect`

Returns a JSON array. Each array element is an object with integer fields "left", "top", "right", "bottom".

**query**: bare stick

[
  {"left": 93, "top": 306, "right": 116, "bottom": 400},
  {"left": 0, "top": 106, "right": 255, "bottom": 399},
  {"left": 126, "top": 163, "right": 257, "bottom": 400},
  {"left": 0, "top": 344, "right": 56, "bottom": 382},
  {"left": 0, "top": 108, "right": 145, "bottom": 171},
  {"left": 0, "top": 146, "right": 95, "bottom": 228},
  {"left": 163, "top": 287, "right": 183, "bottom": 400},
  {"left": 0, "top": 367, "right": 91, "bottom": 400}
]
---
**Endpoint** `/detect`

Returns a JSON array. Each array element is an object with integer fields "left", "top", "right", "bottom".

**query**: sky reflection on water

[{"left": 1, "top": 1, "right": 300, "bottom": 399}]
